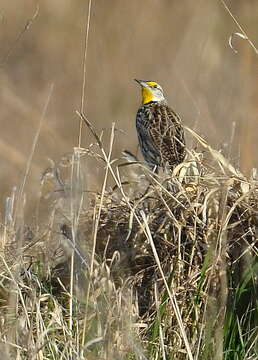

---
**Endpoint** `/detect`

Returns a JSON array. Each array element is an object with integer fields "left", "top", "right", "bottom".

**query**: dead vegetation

[{"left": 0, "top": 120, "right": 257, "bottom": 359}]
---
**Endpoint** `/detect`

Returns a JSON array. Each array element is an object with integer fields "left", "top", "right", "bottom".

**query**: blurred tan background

[{"left": 0, "top": 0, "right": 257, "bottom": 214}]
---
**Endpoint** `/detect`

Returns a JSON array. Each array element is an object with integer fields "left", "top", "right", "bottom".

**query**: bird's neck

[{"left": 142, "top": 99, "right": 167, "bottom": 106}]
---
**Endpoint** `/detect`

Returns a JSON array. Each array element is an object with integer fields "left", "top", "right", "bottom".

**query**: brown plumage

[{"left": 135, "top": 80, "right": 186, "bottom": 171}]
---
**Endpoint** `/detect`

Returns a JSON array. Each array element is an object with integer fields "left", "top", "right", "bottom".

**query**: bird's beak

[{"left": 134, "top": 79, "right": 148, "bottom": 88}]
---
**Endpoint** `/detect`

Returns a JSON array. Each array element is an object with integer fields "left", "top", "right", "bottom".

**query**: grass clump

[{"left": 0, "top": 120, "right": 257, "bottom": 360}]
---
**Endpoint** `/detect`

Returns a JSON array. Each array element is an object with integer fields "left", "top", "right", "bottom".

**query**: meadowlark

[{"left": 135, "top": 79, "right": 186, "bottom": 172}]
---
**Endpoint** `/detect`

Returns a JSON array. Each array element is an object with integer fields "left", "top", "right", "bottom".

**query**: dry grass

[
  {"left": 0, "top": 120, "right": 257, "bottom": 359},
  {"left": 1, "top": 1, "right": 258, "bottom": 210}
]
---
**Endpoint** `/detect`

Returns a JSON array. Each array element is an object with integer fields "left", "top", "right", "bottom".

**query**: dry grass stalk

[{"left": 0, "top": 121, "right": 257, "bottom": 359}]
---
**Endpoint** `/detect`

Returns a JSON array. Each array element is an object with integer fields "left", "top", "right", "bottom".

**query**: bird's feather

[{"left": 136, "top": 103, "right": 185, "bottom": 169}]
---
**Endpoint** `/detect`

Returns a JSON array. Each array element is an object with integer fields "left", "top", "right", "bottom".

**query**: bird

[{"left": 134, "top": 79, "right": 186, "bottom": 172}]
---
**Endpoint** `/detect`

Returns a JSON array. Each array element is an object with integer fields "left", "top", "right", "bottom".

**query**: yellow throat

[
  {"left": 141, "top": 87, "right": 154, "bottom": 105},
  {"left": 135, "top": 79, "right": 165, "bottom": 105},
  {"left": 141, "top": 81, "right": 158, "bottom": 104}
]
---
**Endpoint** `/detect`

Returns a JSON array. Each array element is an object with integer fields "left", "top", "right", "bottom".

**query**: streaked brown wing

[
  {"left": 136, "top": 106, "right": 161, "bottom": 167},
  {"left": 148, "top": 104, "right": 185, "bottom": 167}
]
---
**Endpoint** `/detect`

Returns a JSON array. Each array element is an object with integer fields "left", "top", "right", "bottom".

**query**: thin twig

[
  {"left": 219, "top": 0, "right": 258, "bottom": 55},
  {"left": 0, "top": 4, "right": 40, "bottom": 66},
  {"left": 14, "top": 83, "right": 54, "bottom": 222},
  {"left": 78, "top": 0, "right": 93, "bottom": 148},
  {"left": 141, "top": 210, "right": 194, "bottom": 360}
]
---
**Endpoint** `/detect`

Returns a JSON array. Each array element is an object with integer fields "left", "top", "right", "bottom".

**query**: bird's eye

[{"left": 153, "top": 85, "right": 158, "bottom": 89}]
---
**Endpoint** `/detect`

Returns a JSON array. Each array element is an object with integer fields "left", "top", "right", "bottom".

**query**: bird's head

[{"left": 134, "top": 79, "right": 166, "bottom": 105}]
